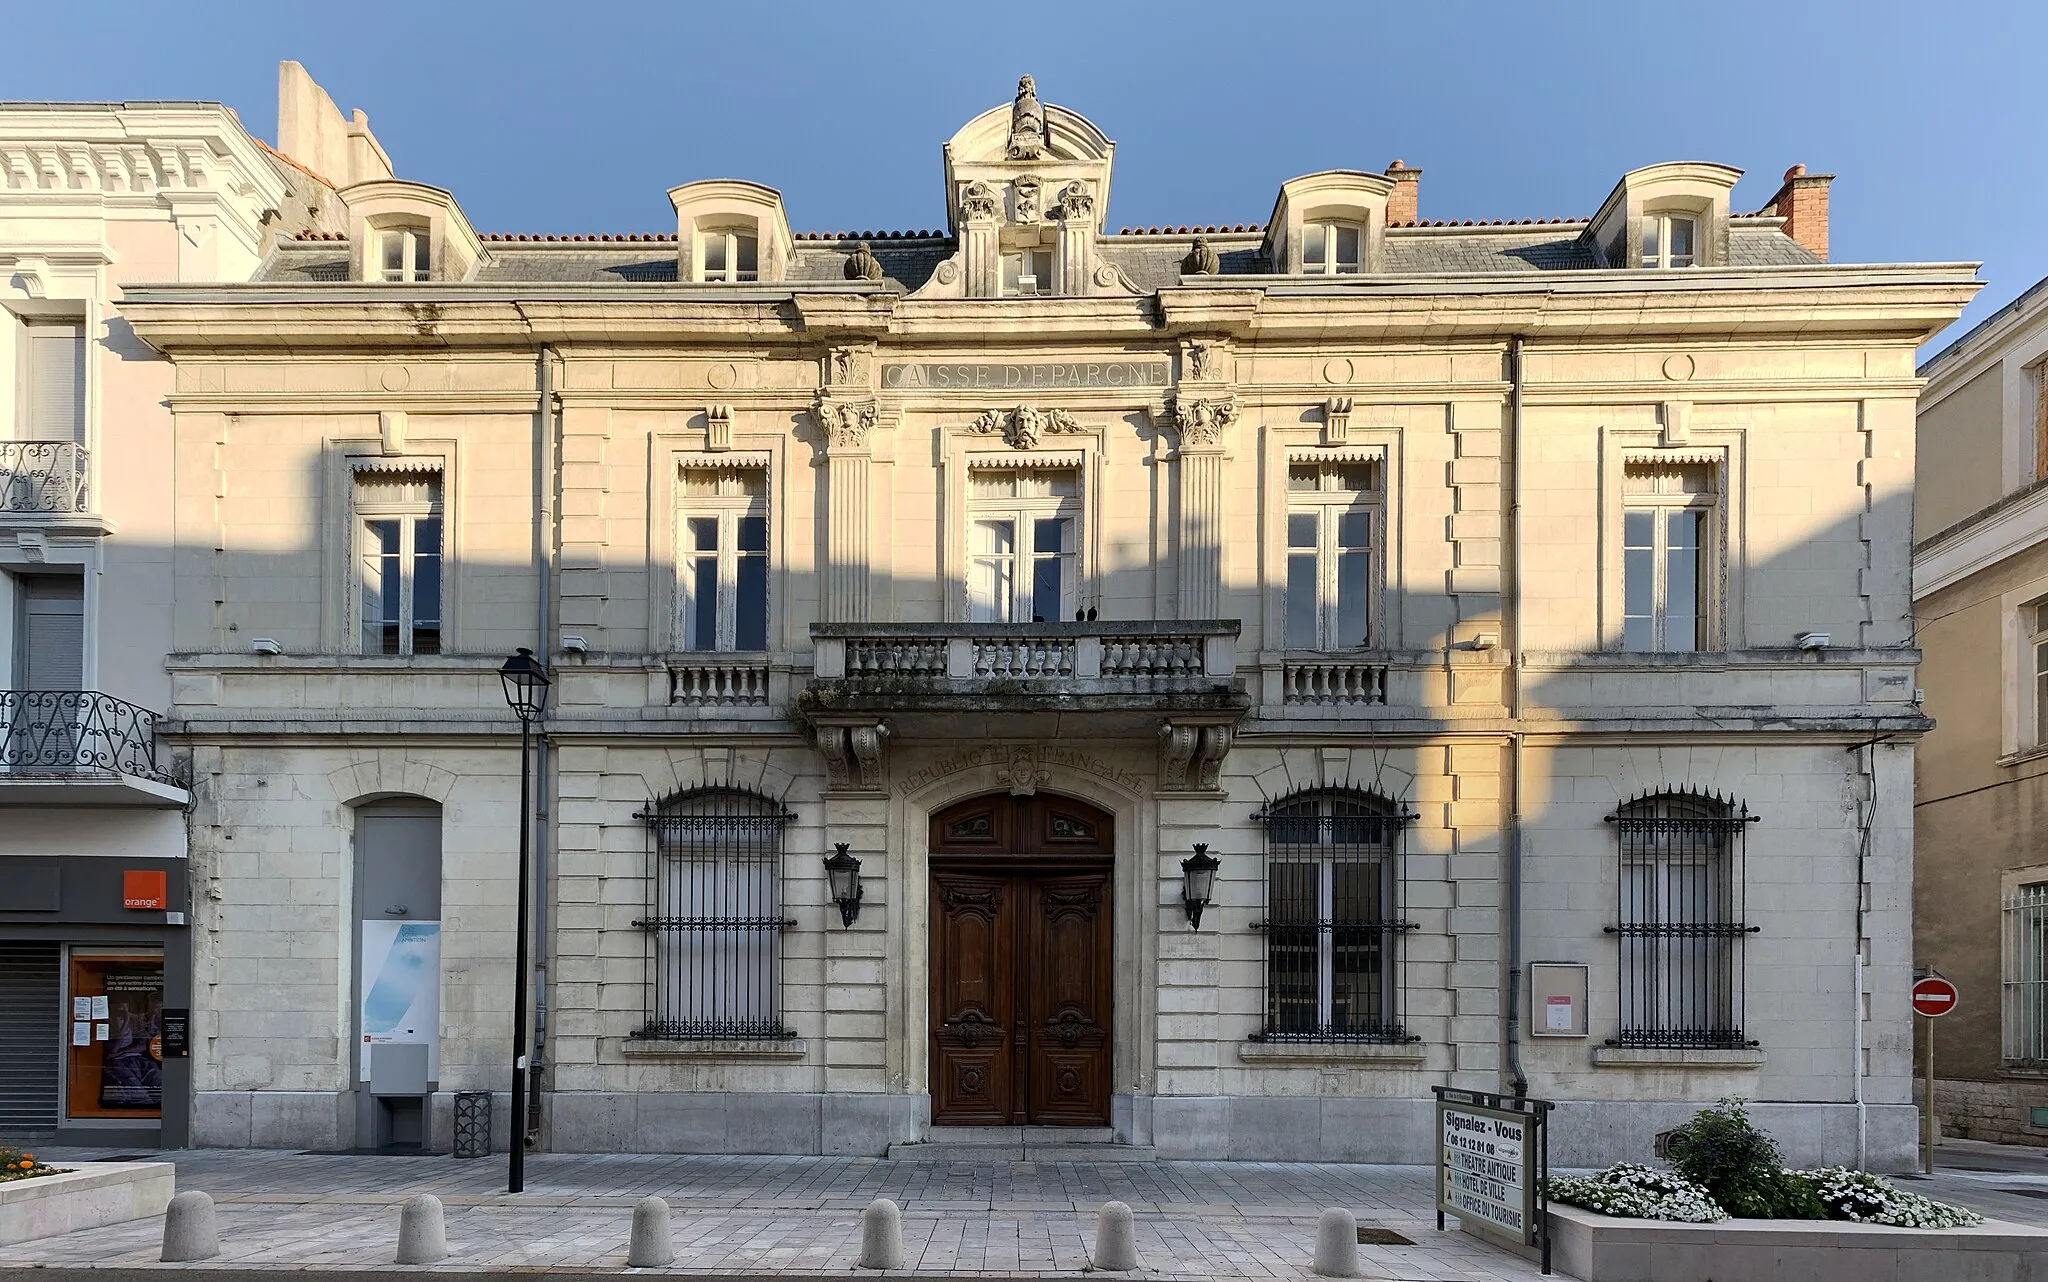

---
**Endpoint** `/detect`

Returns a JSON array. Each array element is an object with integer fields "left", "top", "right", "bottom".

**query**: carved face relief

[{"left": 965, "top": 406, "right": 1085, "bottom": 450}]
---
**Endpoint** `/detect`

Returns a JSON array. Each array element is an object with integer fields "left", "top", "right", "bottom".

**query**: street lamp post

[{"left": 498, "top": 647, "right": 550, "bottom": 1195}]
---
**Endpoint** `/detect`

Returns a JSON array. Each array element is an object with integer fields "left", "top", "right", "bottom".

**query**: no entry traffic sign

[{"left": 1912, "top": 976, "right": 1959, "bottom": 1018}]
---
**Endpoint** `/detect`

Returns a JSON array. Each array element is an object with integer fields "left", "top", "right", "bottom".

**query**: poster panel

[{"left": 358, "top": 920, "right": 440, "bottom": 1083}]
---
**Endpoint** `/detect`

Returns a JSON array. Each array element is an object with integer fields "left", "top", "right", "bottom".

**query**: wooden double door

[{"left": 929, "top": 793, "right": 1114, "bottom": 1126}]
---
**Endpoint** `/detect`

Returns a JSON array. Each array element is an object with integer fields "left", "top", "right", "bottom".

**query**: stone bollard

[
  {"left": 1091, "top": 1200, "right": 1139, "bottom": 1271},
  {"left": 1312, "top": 1206, "right": 1361, "bottom": 1278},
  {"left": 160, "top": 1190, "right": 220, "bottom": 1262},
  {"left": 857, "top": 1197, "right": 904, "bottom": 1270},
  {"left": 395, "top": 1193, "right": 449, "bottom": 1265},
  {"left": 627, "top": 1195, "right": 674, "bottom": 1268}
]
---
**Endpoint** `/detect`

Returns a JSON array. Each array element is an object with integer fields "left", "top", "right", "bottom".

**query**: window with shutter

[
  {"left": 18, "top": 575, "right": 84, "bottom": 691},
  {"left": 24, "top": 323, "right": 85, "bottom": 443}
]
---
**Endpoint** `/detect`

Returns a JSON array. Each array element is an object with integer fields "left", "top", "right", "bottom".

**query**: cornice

[
  {"left": 1913, "top": 479, "right": 2048, "bottom": 600},
  {"left": 116, "top": 267, "right": 1980, "bottom": 355},
  {"left": 0, "top": 109, "right": 293, "bottom": 253}
]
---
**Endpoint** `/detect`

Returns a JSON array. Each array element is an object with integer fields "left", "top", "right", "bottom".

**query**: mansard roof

[{"left": 252, "top": 218, "right": 1820, "bottom": 287}]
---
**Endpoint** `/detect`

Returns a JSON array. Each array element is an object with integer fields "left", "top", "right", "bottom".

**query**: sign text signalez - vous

[{"left": 882, "top": 361, "right": 1171, "bottom": 391}]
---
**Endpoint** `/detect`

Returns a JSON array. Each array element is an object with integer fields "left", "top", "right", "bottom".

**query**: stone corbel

[
  {"left": 1323, "top": 397, "right": 1354, "bottom": 446},
  {"left": 1158, "top": 719, "right": 1235, "bottom": 793},
  {"left": 815, "top": 720, "right": 889, "bottom": 792},
  {"left": 828, "top": 343, "right": 877, "bottom": 392},
  {"left": 1180, "top": 338, "right": 1233, "bottom": 385},
  {"left": 1661, "top": 400, "right": 1692, "bottom": 446},
  {"left": 705, "top": 404, "right": 734, "bottom": 452}
]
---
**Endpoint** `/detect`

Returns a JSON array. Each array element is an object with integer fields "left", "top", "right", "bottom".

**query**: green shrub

[{"left": 1663, "top": 1098, "right": 1825, "bottom": 1220}]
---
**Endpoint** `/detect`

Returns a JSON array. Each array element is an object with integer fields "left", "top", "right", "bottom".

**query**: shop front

[{"left": 0, "top": 855, "right": 190, "bottom": 1147}]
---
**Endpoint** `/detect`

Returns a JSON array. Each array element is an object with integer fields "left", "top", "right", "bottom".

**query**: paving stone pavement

[
  {"left": 9, "top": 1145, "right": 2046, "bottom": 1279},
  {"left": 5, "top": 1149, "right": 1555, "bottom": 1280}
]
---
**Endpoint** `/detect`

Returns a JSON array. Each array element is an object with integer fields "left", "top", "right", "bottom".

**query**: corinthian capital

[
  {"left": 814, "top": 396, "right": 880, "bottom": 451},
  {"left": 1169, "top": 395, "right": 1239, "bottom": 449}
]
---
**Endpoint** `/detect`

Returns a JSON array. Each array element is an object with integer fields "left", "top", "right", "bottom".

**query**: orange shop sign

[{"left": 122, "top": 870, "right": 167, "bottom": 911}]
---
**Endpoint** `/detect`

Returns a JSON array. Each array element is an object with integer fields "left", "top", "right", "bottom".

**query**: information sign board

[{"left": 1434, "top": 1086, "right": 1554, "bottom": 1275}]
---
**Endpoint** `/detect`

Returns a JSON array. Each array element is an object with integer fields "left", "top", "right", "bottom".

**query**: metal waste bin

[{"left": 453, "top": 1091, "right": 492, "bottom": 1159}]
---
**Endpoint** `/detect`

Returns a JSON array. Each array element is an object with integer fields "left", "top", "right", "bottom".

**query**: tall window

[
  {"left": 21, "top": 320, "right": 85, "bottom": 442},
  {"left": 1639, "top": 213, "right": 1697, "bottom": 268},
  {"left": 2030, "top": 602, "right": 2048, "bottom": 748},
  {"left": 968, "top": 467, "right": 1079, "bottom": 623},
  {"left": 635, "top": 788, "right": 792, "bottom": 1039},
  {"left": 701, "top": 230, "right": 759, "bottom": 282},
  {"left": 1301, "top": 222, "right": 1365, "bottom": 274},
  {"left": 1608, "top": 791, "right": 1755, "bottom": 1049},
  {"left": 1285, "top": 460, "right": 1378, "bottom": 649},
  {"left": 1001, "top": 248, "right": 1054, "bottom": 296},
  {"left": 1622, "top": 460, "right": 1718, "bottom": 652},
  {"left": 2004, "top": 882, "right": 2048, "bottom": 1065},
  {"left": 378, "top": 227, "right": 430, "bottom": 282},
  {"left": 680, "top": 467, "right": 768, "bottom": 652},
  {"left": 1255, "top": 789, "right": 1411, "bottom": 1043},
  {"left": 355, "top": 470, "right": 442, "bottom": 655}
]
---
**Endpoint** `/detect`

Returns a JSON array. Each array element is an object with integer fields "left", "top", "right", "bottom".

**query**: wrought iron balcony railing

[
  {"left": 0, "top": 441, "right": 90, "bottom": 514},
  {"left": 0, "top": 690, "right": 186, "bottom": 787}
]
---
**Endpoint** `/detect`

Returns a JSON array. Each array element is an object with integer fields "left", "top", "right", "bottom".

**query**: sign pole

[
  {"left": 1912, "top": 972, "right": 1956, "bottom": 1175},
  {"left": 1923, "top": 1012, "right": 1935, "bottom": 1175}
]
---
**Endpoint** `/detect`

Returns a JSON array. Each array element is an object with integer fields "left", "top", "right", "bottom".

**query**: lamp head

[{"left": 498, "top": 647, "right": 552, "bottom": 722}]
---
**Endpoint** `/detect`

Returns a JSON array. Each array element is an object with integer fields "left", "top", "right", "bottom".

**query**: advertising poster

[
  {"left": 99, "top": 968, "right": 164, "bottom": 1109},
  {"left": 358, "top": 920, "right": 440, "bottom": 1083},
  {"left": 66, "top": 954, "right": 164, "bottom": 1118}
]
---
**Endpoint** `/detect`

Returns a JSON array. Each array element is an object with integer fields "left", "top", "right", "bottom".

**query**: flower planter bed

[
  {"left": 1543, "top": 1200, "right": 2048, "bottom": 1282},
  {"left": 0, "top": 1162, "right": 175, "bottom": 1246}
]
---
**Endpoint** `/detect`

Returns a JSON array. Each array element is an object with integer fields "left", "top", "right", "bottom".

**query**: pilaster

[{"left": 1168, "top": 384, "right": 1239, "bottom": 620}]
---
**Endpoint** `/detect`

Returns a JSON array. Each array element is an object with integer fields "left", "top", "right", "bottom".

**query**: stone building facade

[
  {"left": 117, "top": 75, "right": 1974, "bottom": 1165},
  {"left": 1913, "top": 272, "right": 2048, "bottom": 1146}
]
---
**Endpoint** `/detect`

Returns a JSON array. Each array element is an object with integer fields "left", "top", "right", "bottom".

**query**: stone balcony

[{"left": 801, "top": 620, "right": 1249, "bottom": 742}]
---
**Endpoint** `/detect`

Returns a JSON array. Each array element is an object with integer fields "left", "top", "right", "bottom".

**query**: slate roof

[{"left": 249, "top": 222, "right": 1822, "bottom": 287}]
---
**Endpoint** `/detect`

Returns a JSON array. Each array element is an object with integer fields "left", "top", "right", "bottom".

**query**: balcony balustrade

[
  {"left": 804, "top": 620, "right": 1248, "bottom": 734},
  {"left": 1, "top": 441, "right": 90, "bottom": 514},
  {"left": 0, "top": 689, "right": 189, "bottom": 806}
]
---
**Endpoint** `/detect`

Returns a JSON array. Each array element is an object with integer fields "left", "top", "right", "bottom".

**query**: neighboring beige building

[
  {"left": 1913, "top": 273, "right": 2048, "bottom": 1145},
  {"left": 113, "top": 71, "right": 1974, "bottom": 1165},
  {"left": 0, "top": 83, "right": 330, "bottom": 1145}
]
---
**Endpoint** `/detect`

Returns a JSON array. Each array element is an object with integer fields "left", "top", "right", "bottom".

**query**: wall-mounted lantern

[
  {"left": 823, "top": 842, "right": 864, "bottom": 927},
  {"left": 1181, "top": 843, "right": 1221, "bottom": 929}
]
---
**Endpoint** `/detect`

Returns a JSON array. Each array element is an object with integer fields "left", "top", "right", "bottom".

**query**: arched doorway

[{"left": 928, "top": 791, "right": 1114, "bottom": 1126}]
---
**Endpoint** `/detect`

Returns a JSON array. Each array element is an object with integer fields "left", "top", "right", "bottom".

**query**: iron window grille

[
  {"left": 1604, "top": 790, "right": 1759, "bottom": 1049},
  {"left": 631, "top": 787, "right": 795, "bottom": 1040},
  {"left": 1251, "top": 788, "right": 1417, "bottom": 1043},
  {"left": 2003, "top": 882, "right": 2048, "bottom": 1065}
]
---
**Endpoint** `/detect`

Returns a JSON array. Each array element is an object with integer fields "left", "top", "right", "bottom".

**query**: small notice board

[{"left": 1434, "top": 1085, "right": 1554, "bottom": 1275}]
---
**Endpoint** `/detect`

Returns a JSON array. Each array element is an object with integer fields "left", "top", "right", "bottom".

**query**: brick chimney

[
  {"left": 1766, "top": 163, "right": 1833, "bottom": 261},
  {"left": 1385, "top": 160, "right": 1421, "bottom": 227}
]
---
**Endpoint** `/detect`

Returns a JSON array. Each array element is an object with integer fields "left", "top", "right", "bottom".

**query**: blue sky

[{"left": 9, "top": 0, "right": 2039, "bottom": 346}]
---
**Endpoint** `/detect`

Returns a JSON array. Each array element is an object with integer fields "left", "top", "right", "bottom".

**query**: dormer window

[
  {"left": 702, "top": 230, "right": 759, "bottom": 283},
  {"left": 379, "top": 226, "right": 430, "bottom": 281},
  {"left": 1301, "top": 222, "right": 1364, "bottom": 275},
  {"left": 1001, "top": 249, "right": 1054, "bottom": 297},
  {"left": 1640, "top": 213, "right": 1697, "bottom": 269}
]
